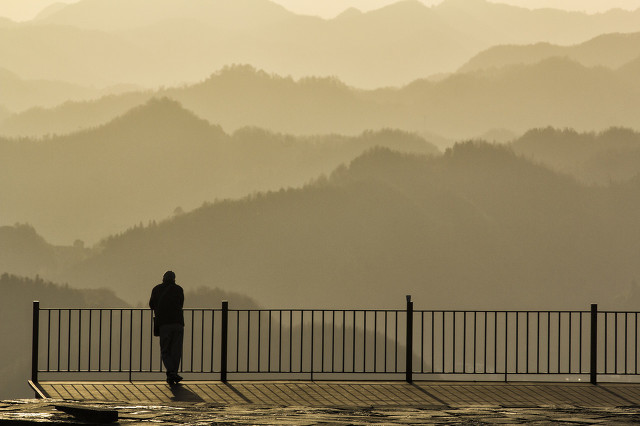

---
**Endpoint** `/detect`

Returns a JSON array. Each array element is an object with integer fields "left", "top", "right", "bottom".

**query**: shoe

[
  {"left": 173, "top": 374, "right": 183, "bottom": 384},
  {"left": 166, "top": 377, "right": 176, "bottom": 386}
]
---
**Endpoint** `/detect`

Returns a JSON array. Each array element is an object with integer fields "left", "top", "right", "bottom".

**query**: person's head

[{"left": 162, "top": 270, "right": 176, "bottom": 284}]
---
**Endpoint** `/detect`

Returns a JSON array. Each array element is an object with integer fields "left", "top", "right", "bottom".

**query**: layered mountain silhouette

[
  {"left": 3, "top": 60, "right": 639, "bottom": 141},
  {"left": 0, "top": 67, "right": 139, "bottom": 113},
  {"left": 2, "top": 0, "right": 640, "bottom": 88},
  {"left": 459, "top": 32, "right": 640, "bottom": 73},
  {"left": 0, "top": 98, "right": 437, "bottom": 244},
  {"left": 52, "top": 143, "right": 640, "bottom": 310},
  {"left": 513, "top": 127, "right": 640, "bottom": 184}
]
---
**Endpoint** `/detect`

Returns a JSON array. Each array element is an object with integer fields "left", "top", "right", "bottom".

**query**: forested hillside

[
  {"left": 512, "top": 127, "right": 640, "bottom": 184},
  {"left": 0, "top": 98, "right": 437, "bottom": 244},
  {"left": 57, "top": 143, "right": 640, "bottom": 310}
]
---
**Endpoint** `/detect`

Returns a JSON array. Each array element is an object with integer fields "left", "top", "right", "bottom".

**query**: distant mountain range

[
  {"left": 5, "top": 128, "right": 640, "bottom": 309},
  {"left": 0, "top": 98, "right": 437, "bottom": 244},
  {"left": 1, "top": 0, "right": 640, "bottom": 88},
  {"left": 513, "top": 127, "right": 640, "bottom": 184},
  {"left": 0, "top": 67, "right": 140, "bottom": 113},
  {"left": 51, "top": 143, "right": 640, "bottom": 310},
  {"left": 3, "top": 56, "right": 639, "bottom": 141},
  {"left": 458, "top": 32, "right": 640, "bottom": 73}
]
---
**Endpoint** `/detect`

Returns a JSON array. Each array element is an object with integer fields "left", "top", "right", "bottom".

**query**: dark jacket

[{"left": 149, "top": 282, "right": 184, "bottom": 326}]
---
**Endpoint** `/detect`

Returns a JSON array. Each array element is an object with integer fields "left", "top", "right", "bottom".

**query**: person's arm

[{"left": 149, "top": 287, "right": 156, "bottom": 310}]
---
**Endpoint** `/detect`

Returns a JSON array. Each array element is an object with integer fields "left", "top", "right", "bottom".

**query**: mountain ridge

[
  {"left": 3, "top": 58, "right": 639, "bottom": 141},
  {"left": 4, "top": 0, "right": 640, "bottom": 88}
]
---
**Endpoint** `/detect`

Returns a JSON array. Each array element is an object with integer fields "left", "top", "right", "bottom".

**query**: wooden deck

[{"left": 32, "top": 381, "right": 640, "bottom": 408}]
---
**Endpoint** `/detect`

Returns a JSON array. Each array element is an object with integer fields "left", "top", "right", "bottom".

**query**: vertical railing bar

[
  {"left": 526, "top": 312, "right": 529, "bottom": 374},
  {"left": 453, "top": 311, "right": 456, "bottom": 374},
  {"left": 363, "top": 311, "right": 367, "bottom": 372},
  {"left": 332, "top": 311, "right": 335, "bottom": 373},
  {"left": 546, "top": 312, "right": 550, "bottom": 374},
  {"left": 189, "top": 310, "right": 194, "bottom": 373},
  {"left": 536, "top": 312, "right": 540, "bottom": 374},
  {"left": 462, "top": 311, "right": 466, "bottom": 373},
  {"left": 279, "top": 310, "right": 283, "bottom": 373},
  {"left": 515, "top": 312, "right": 518, "bottom": 374},
  {"left": 322, "top": 311, "right": 325, "bottom": 373},
  {"left": 236, "top": 311, "right": 240, "bottom": 372},
  {"left": 68, "top": 309, "right": 72, "bottom": 372},
  {"left": 483, "top": 311, "right": 487, "bottom": 374},
  {"left": 289, "top": 310, "right": 292, "bottom": 373},
  {"left": 556, "top": 312, "right": 560, "bottom": 374},
  {"left": 590, "top": 304, "right": 598, "bottom": 383},
  {"left": 394, "top": 310, "right": 398, "bottom": 373},
  {"left": 118, "top": 310, "right": 123, "bottom": 373},
  {"left": 311, "top": 311, "right": 315, "bottom": 378},
  {"left": 31, "top": 301, "right": 40, "bottom": 386},
  {"left": 504, "top": 312, "right": 508, "bottom": 379},
  {"left": 108, "top": 310, "right": 112, "bottom": 372},
  {"left": 605, "top": 312, "right": 609, "bottom": 374},
  {"left": 78, "top": 310, "right": 82, "bottom": 371},
  {"left": 257, "top": 311, "right": 262, "bottom": 372},
  {"left": 568, "top": 313, "right": 572, "bottom": 374},
  {"left": 406, "top": 298, "right": 413, "bottom": 382},
  {"left": 420, "top": 311, "right": 424, "bottom": 374},
  {"left": 636, "top": 313, "right": 638, "bottom": 375},
  {"left": 442, "top": 311, "right": 447, "bottom": 374},
  {"left": 247, "top": 311, "right": 252, "bottom": 372},
  {"left": 579, "top": 312, "right": 582, "bottom": 373},
  {"left": 268, "top": 311, "right": 272, "bottom": 373},
  {"left": 493, "top": 311, "right": 498, "bottom": 374},
  {"left": 220, "top": 301, "right": 228, "bottom": 381},
  {"left": 279, "top": 311, "right": 283, "bottom": 373},
  {"left": 375, "top": 311, "right": 378, "bottom": 373},
  {"left": 625, "top": 312, "right": 629, "bottom": 374},
  {"left": 214, "top": 309, "right": 216, "bottom": 373},
  {"left": 46, "top": 309, "right": 51, "bottom": 372},
  {"left": 148, "top": 310, "right": 153, "bottom": 373},
  {"left": 200, "top": 310, "right": 205, "bottom": 373},
  {"left": 100, "top": 310, "right": 104, "bottom": 372},
  {"left": 342, "top": 310, "right": 346, "bottom": 373},
  {"left": 473, "top": 311, "right": 477, "bottom": 374},
  {"left": 300, "top": 311, "right": 305, "bottom": 373},
  {"left": 138, "top": 310, "right": 143, "bottom": 372},
  {"left": 384, "top": 311, "right": 388, "bottom": 373},
  {"left": 57, "top": 310, "right": 61, "bottom": 372},
  {"left": 615, "top": 313, "right": 618, "bottom": 374},
  {"left": 128, "top": 310, "right": 133, "bottom": 380},
  {"left": 88, "top": 310, "right": 93, "bottom": 372},
  {"left": 431, "top": 311, "right": 435, "bottom": 374},
  {"left": 353, "top": 310, "right": 357, "bottom": 373}
]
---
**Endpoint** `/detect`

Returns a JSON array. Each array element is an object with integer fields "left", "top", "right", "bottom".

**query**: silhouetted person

[{"left": 149, "top": 270, "right": 184, "bottom": 386}]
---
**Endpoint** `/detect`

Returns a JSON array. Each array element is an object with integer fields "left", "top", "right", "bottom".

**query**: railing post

[
  {"left": 590, "top": 303, "right": 598, "bottom": 385},
  {"left": 405, "top": 295, "right": 413, "bottom": 383},
  {"left": 32, "top": 301, "right": 40, "bottom": 391},
  {"left": 221, "top": 301, "right": 228, "bottom": 382}
]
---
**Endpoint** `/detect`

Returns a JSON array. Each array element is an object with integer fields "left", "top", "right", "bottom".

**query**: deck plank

[{"left": 34, "top": 381, "right": 640, "bottom": 408}]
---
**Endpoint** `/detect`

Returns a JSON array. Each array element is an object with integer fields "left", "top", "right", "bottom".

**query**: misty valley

[{"left": 2, "top": 0, "right": 640, "bottom": 399}]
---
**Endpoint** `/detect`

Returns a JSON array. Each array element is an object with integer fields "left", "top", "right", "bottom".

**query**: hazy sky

[{"left": 2, "top": 0, "right": 640, "bottom": 21}]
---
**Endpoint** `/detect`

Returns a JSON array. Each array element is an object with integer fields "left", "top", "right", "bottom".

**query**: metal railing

[{"left": 31, "top": 298, "right": 640, "bottom": 384}]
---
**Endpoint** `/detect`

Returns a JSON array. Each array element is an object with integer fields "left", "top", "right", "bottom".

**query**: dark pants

[{"left": 159, "top": 323, "right": 184, "bottom": 377}]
